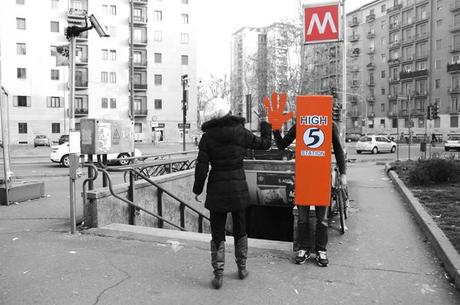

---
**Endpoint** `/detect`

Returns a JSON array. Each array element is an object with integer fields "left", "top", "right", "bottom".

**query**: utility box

[{"left": 80, "top": 119, "right": 134, "bottom": 155}]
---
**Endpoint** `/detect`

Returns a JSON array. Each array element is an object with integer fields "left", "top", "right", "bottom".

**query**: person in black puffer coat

[{"left": 193, "top": 98, "right": 272, "bottom": 289}]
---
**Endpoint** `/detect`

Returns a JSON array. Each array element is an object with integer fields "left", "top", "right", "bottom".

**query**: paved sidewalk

[{"left": 1, "top": 163, "right": 459, "bottom": 305}]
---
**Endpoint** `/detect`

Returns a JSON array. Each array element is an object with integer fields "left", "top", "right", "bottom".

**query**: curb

[{"left": 385, "top": 163, "right": 460, "bottom": 290}]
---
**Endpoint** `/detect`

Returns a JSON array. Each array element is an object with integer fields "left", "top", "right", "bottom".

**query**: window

[
  {"left": 381, "top": 70, "right": 385, "bottom": 78},
  {"left": 416, "top": 61, "right": 427, "bottom": 70},
  {"left": 435, "top": 59, "right": 441, "bottom": 70},
  {"left": 110, "top": 5, "right": 116, "bottom": 15},
  {"left": 181, "top": 55, "right": 189, "bottom": 65},
  {"left": 14, "top": 96, "right": 30, "bottom": 107},
  {"left": 101, "top": 72, "right": 108, "bottom": 83},
  {"left": 47, "top": 96, "right": 62, "bottom": 108},
  {"left": 110, "top": 98, "right": 116, "bottom": 108},
  {"left": 101, "top": 98, "right": 108, "bottom": 108},
  {"left": 181, "top": 33, "right": 189, "bottom": 44},
  {"left": 182, "top": 14, "right": 189, "bottom": 24},
  {"left": 380, "top": 104, "right": 385, "bottom": 112},
  {"left": 17, "top": 68, "right": 26, "bottom": 79},
  {"left": 104, "top": 26, "right": 117, "bottom": 37},
  {"left": 435, "top": 79, "right": 440, "bottom": 89},
  {"left": 134, "top": 123, "right": 142, "bottom": 133},
  {"left": 451, "top": 116, "right": 459, "bottom": 128},
  {"left": 101, "top": 49, "right": 108, "bottom": 60},
  {"left": 182, "top": 0, "right": 188, "bottom": 3},
  {"left": 154, "top": 75, "right": 162, "bottom": 85},
  {"left": 381, "top": 4, "right": 386, "bottom": 12},
  {"left": 18, "top": 123, "right": 28, "bottom": 134},
  {"left": 154, "top": 99, "right": 162, "bottom": 109},
  {"left": 154, "top": 31, "right": 162, "bottom": 41},
  {"left": 16, "top": 18, "right": 26, "bottom": 30},
  {"left": 102, "top": 4, "right": 108, "bottom": 14},
  {"left": 110, "top": 72, "right": 116, "bottom": 83},
  {"left": 154, "top": 53, "right": 162, "bottom": 63},
  {"left": 50, "top": 21, "right": 59, "bottom": 32},
  {"left": 51, "top": 69, "right": 59, "bottom": 80},
  {"left": 51, "top": 0, "right": 59, "bottom": 9},
  {"left": 436, "top": 39, "right": 441, "bottom": 50},
  {"left": 17, "top": 0, "right": 25, "bottom": 4},
  {"left": 155, "top": 10, "right": 162, "bottom": 21},
  {"left": 52, "top": 123, "right": 60, "bottom": 134},
  {"left": 381, "top": 88, "right": 386, "bottom": 95},
  {"left": 110, "top": 50, "right": 116, "bottom": 60},
  {"left": 381, "top": 54, "right": 386, "bottom": 62},
  {"left": 16, "top": 43, "right": 26, "bottom": 55},
  {"left": 380, "top": 20, "right": 385, "bottom": 29}
]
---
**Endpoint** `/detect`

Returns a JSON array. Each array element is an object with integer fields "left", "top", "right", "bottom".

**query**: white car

[
  {"left": 50, "top": 142, "right": 142, "bottom": 167},
  {"left": 356, "top": 135, "right": 397, "bottom": 154},
  {"left": 444, "top": 135, "right": 460, "bottom": 151}
]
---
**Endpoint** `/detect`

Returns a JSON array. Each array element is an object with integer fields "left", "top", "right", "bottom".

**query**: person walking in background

[{"left": 193, "top": 98, "right": 272, "bottom": 289}]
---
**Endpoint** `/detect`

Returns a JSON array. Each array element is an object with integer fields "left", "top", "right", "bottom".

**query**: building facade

[
  {"left": 0, "top": 0, "right": 197, "bottom": 145},
  {"left": 346, "top": 0, "right": 460, "bottom": 140}
]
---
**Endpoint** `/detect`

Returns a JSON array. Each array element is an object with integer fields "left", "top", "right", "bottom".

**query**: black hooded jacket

[{"left": 193, "top": 115, "right": 272, "bottom": 212}]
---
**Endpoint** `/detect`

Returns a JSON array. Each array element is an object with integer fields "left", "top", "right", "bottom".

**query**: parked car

[
  {"left": 356, "top": 135, "right": 397, "bottom": 154},
  {"left": 58, "top": 134, "right": 69, "bottom": 145},
  {"left": 50, "top": 142, "right": 142, "bottom": 167},
  {"left": 444, "top": 135, "right": 460, "bottom": 151},
  {"left": 34, "top": 135, "right": 50, "bottom": 147},
  {"left": 346, "top": 133, "right": 362, "bottom": 142}
]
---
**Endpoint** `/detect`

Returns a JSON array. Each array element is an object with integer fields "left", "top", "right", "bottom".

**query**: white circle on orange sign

[{"left": 303, "top": 127, "right": 324, "bottom": 149}]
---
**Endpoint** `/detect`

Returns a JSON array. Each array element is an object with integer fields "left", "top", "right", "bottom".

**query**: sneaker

[
  {"left": 294, "top": 249, "right": 311, "bottom": 265},
  {"left": 316, "top": 250, "right": 329, "bottom": 267}
]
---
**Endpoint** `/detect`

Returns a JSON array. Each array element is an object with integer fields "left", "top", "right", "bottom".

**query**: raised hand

[{"left": 263, "top": 92, "right": 293, "bottom": 131}]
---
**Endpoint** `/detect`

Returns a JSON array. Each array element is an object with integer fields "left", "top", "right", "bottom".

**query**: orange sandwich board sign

[
  {"left": 295, "top": 96, "right": 333, "bottom": 206},
  {"left": 304, "top": 2, "right": 340, "bottom": 44}
]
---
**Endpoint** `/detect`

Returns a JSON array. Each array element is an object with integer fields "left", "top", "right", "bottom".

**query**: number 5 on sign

[{"left": 295, "top": 96, "right": 332, "bottom": 206}]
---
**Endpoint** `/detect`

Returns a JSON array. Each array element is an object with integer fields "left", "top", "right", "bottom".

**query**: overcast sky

[{"left": 195, "top": 0, "right": 367, "bottom": 79}]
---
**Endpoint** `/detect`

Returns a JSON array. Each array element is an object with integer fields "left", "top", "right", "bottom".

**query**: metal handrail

[{"left": 83, "top": 157, "right": 209, "bottom": 233}]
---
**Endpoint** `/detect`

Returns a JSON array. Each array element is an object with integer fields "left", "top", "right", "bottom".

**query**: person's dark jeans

[
  {"left": 297, "top": 205, "right": 328, "bottom": 251},
  {"left": 210, "top": 210, "right": 247, "bottom": 243}
]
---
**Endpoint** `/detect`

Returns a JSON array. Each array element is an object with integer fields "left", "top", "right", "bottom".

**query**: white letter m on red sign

[{"left": 307, "top": 12, "right": 337, "bottom": 35}]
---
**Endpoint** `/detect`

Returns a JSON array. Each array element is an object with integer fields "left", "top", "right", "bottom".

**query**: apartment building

[
  {"left": 0, "top": 0, "right": 197, "bottom": 145},
  {"left": 346, "top": 0, "right": 460, "bottom": 140},
  {"left": 230, "top": 23, "right": 301, "bottom": 131}
]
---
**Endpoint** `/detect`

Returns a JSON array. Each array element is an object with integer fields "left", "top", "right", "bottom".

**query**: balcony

[
  {"left": 76, "top": 31, "right": 88, "bottom": 41},
  {"left": 388, "top": 58, "right": 400, "bottom": 66},
  {"left": 350, "top": 80, "right": 360, "bottom": 88},
  {"left": 402, "top": 18, "right": 414, "bottom": 27},
  {"left": 415, "top": 52, "right": 428, "bottom": 60},
  {"left": 367, "top": 80, "right": 375, "bottom": 87},
  {"left": 389, "top": 41, "right": 400, "bottom": 49},
  {"left": 401, "top": 35, "right": 414, "bottom": 45},
  {"left": 368, "top": 112, "right": 375, "bottom": 118},
  {"left": 388, "top": 111, "right": 398, "bottom": 117},
  {"left": 389, "top": 77, "right": 400, "bottom": 83},
  {"left": 414, "top": 91, "right": 428, "bottom": 97},
  {"left": 388, "top": 94, "right": 398, "bottom": 101},
  {"left": 67, "top": 8, "right": 87, "bottom": 21},
  {"left": 133, "top": 83, "right": 148, "bottom": 91},
  {"left": 367, "top": 96, "right": 376, "bottom": 102},
  {"left": 411, "top": 109, "right": 425, "bottom": 117},
  {"left": 134, "top": 108, "right": 148, "bottom": 117},
  {"left": 131, "top": 37, "right": 148, "bottom": 46},
  {"left": 415, "top": 33, "right": 429, "bottom": 41},
  {"left": 367, "top": 31, "right": 375, "bottom": 39},
  {"left": 387, "top": 4, "right": 403, "bottom": 13},
  {"left": 350, "top": 65, "right": 360, "bottom": 72},
  {"left": 401, "top": 55, "right": 414, "bottom": 63},
  {"left": 133, "top": 0, "right": 148, "bottom": 4},
  {"left": 448, "top": 87, "right": 460, "bottom": 94},
  {"left": 367, "top": 47, "right": 375, "bottom": 55},
  {"left": 75, "top": 80, "right": 88, "bottom": 89},
  {"left": 399, "top": 109, "right": 409, "bottom": 117},
  {"left": 399, "top": 69, "right": 429, "bottom": 79},
  {"left": 366, "top": 62, "right": 376, "bottom": 70},
  {"left": 448, "top": 62, "right": 460, "bottom": 73},
  {"left": 389, "top": 22, "right": 400, "bottom": 31},
  {"left": 415, "top": 13, "right": 430, "bottom": 24},
  {"left": 350, "top": 111, "right": 361, "bottom": 118},
  {"left": 75, "top": 107, "right": 88, "bottom": 117},
  {"left": 349, "top": 35, "right": 360, "bottom": 42},
  {"left": 366, "top": 14, "right": 376, "bottom": 23},
  {"left": 449, "top": 45, "right": 460, "bottom": 53},
  {"left": 450, "top": 2, "right": 460, "bottom": 12},
  {"left": 348, "top": 18, "right": 360, "bottom": 27},
  {"left": 449, "top": 24, "right": 460, "bottom": 33},
  {"left": 350, "top": 49, "right": 360, "bottom": 58},
  {"left": 130, "top": 15, "right": 148, "bottom": 25}
]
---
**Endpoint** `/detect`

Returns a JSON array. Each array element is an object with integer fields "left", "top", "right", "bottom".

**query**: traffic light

[
  {"left": 330, "top": 87, "right": 337, "bottom": 98},
  {"left": 332, "top": 103, "right": 342, "bottom": 122},
  {"left": 433, "top": 102, "right": 440, "bottom": 119},
  {"left": 427, "top": 105, "right": 433, "bottom": 120}
]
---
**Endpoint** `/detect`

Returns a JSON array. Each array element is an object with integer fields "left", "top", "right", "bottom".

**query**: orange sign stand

[{"left": 295, "top": 96, "right": 333, "bottom": 206}]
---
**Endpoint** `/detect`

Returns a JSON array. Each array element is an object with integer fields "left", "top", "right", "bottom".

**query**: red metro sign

[{"left": 304, "top": 3, "right": 340, "bottom": 44}]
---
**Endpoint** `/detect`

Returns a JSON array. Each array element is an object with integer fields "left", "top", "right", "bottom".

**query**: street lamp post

[{"left": 181, "top": 75, "right": 189, "bottom": 152}]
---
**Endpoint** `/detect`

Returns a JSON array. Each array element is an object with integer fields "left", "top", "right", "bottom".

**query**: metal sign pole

[
  {"left": 408, "top": 94, "right": 411, "bottom": 160},
  {"left": 0, "top": 89, "right": 11, "bottom": 205},
  {"left": 68, "top": 36, "right": 77, "bottom": 234},
  {"left": 341, "top": 0, "right": 347, "bottom": 145}
]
